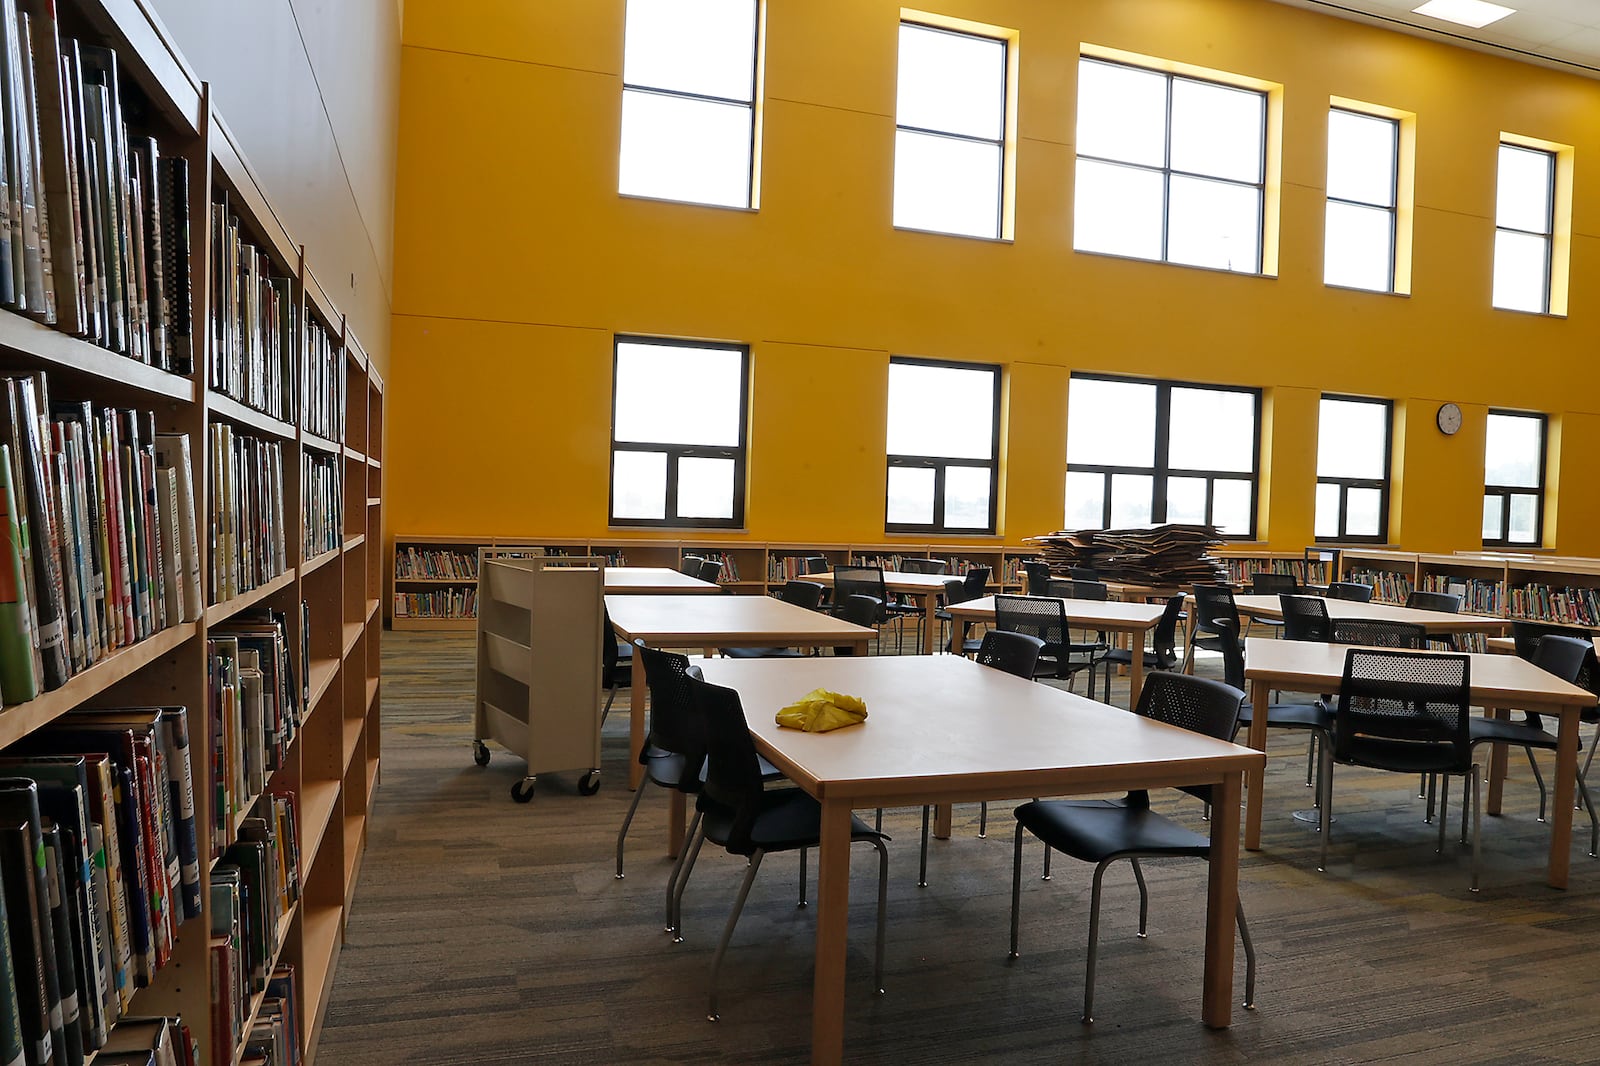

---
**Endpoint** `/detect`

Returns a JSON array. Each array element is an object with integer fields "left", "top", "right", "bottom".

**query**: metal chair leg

[
  {"left": 1525, "top": 748, "right": 1548, "bottom": 822},
  {"left": 707, "top": 851, "right": 764, "bottom": 1022},
  {"left": 615, "top": 776, "right": 652, "bottom": 879},
  {"left": 1437, "top": 774, "right": 1450, "bottom": 854},
  {"left": 1461, "top": 770, "right": 1471, "bottom": 845},
  {"left": 1083, "top": 860, "right": 1112, "bottom": 1024},
  {"left": 600, "top": 686, "right": 619, "bottom": 727},
  {"left": 671, "top": 823, "right": 709, "bottom": 942},
  {"left": 1042, "top": 844, "right": 1052, "bottom": 881},
  {"left": 798, "top": 846, "right": 807, "bottom": 907},
  {"left": 1577, "top": 771, "right": 1599, "bottom": 857},
  {"left": 918, "top": 806, "right": 930, "bottom": 888},
  {"left": 1008, "top": 823, "right": 1025, "bottom": 958},
  {"left": 979, "top": 801, "right": 988, "bottom": 837},
  {"left": 1419, "top": 772, "right": 1427, "bottom": 799},
  {"left": 1425, "top": 773, "right": 1436, "bottom": 824},
  {"left": 665, "top": 810, "right": 705, "bottom": 931},
  {"left": 871, "top": 837, "right": 889, "bottom": 994},
  {"left": 1130, "top": 858, "right": 1149, "bottom": 938},
  {"left": 1306, "top": 736, "right": 1317, "bottom": 788},
  {"left": 1470, "top": 766, "right": 1482, "bottom": 894},
  {"left": 1318, "top": 742, "right": 1334, "bottom": 872},
  {"left": 1236, "top": 899, "right": 1257, "bottom": 1009}
]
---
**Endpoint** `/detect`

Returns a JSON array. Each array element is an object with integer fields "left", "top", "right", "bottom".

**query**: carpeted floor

[{"left": 317, "top": 630, "right": 1600, "bottom": 1065}]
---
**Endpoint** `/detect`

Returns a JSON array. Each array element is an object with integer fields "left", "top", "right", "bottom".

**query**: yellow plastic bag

[{"left": 774, "top": 689, "right": 868, "bottom": 733}]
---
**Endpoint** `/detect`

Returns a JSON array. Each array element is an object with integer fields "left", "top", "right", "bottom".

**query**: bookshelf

[
  {"left": 389, "top": 536, "right": 1033, "bottom": 629},
  {"left": 0, "top": 2, "right": 384, "bottom": 1064},
  {"left": 1211, "top": 548, "right": 1335, "bottom": 588}
]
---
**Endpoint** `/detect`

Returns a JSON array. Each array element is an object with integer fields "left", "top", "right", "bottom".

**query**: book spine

[{"left": 0, "top": 442, "right": 37, "bottom": 701}]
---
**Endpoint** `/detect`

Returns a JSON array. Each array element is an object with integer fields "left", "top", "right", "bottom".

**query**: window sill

[
  {"left": 618, "top": 191, "right": 758, "bottom": 214},
  {"left": 1072, "top": 245, "right": 1276, "bottom": 280},
  {"left": 892, "top": 224, "right": 1012, "bottom": 244}
]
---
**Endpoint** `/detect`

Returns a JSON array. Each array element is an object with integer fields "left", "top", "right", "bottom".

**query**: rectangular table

[
  {"left": 1227, "top": 594, "right": 1510, "bottom": 637},
  {"left": 1240, "top": 636, "right": 1596, "bottom": 888},
  {"left": 603, "top": 566, "right": 722, "bottom": 594},
  {"left": 804, "top": 570, "right": 956, "bottom": 656},
  {"left": 696, "top": 654, "right": 1263, "bottom": 1066}
]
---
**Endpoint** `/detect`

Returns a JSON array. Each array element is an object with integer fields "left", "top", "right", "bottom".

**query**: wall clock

[{"left": 1436, "top": 402, "right": 1462, "bottom": 436}]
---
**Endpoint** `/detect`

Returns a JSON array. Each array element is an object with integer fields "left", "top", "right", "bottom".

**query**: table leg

[
  {"left": 812, "top": 797, "right": 852, "bottom": 1065},
  {"left": 1202, "top": 770, "right": 1241, "bottom": 1029},
  {"left": 629, "top": 650, "right": 647, "bottom": 790},
  {"left": 668, "top": 792, "right": 685, "bottom": 858},
  {"left": 934, "top": 804, "right": 952, "bottom": 839},
  {"left": 917, "top": 592, "right": 936, "bottom": 655},
  {"left": 1548, "top": 708, "right": 1578, "bottom": 890},
  {"left": 1182, "top": 608, "right": 1198, "bottom": 674},
  {"left": 1128, "top": 634, "right": 1145, "bottom": 711},
  {"left": 1485, "top": 707, "right": 1510, "bottom": 816},
  {"left": 1245, "top": 680, "right": 1269, "bottom": 851}
]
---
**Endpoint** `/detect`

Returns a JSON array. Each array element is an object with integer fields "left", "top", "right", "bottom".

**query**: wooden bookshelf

[
  {"left": 0, "top": 2, "right": 384, "bottom": 1063},
  {"left": 1211, "top": 548, "right": 1336, "bottom": 588}
]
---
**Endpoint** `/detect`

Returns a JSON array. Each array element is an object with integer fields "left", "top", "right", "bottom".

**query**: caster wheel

[
  {"left": 578, "top": 771, "right": 601, "bottom": 796},
  {"left": 511, "top": 780, "right": 536, "bottom": 803},
  {"left": 472, "top": 741, "right": 490, "bottom": 767}
]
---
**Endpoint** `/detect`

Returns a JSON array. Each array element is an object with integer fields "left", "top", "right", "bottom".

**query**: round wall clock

[{"left": 1436, "top": 402, "right": 1463, "bottom": 436}]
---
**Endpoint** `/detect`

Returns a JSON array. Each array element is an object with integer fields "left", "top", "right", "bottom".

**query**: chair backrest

[
  {"left": 777, "top": 579, "right": 824, "bottom": 611},
  {"left": 1251, "top": 571, "right": 1297, "bottom": 595},
  {"left": 686, "top": 674, "right": 767, "bottom": 856},
  {"left": 1023, "top": 560, "right": 1053, "bottom": 594},
  {"left": 1325, "top": 581, "right": 1374, "bottom": 603},
  {"left": 1531, "top": 634, "right": 1592, "bottom": 685},
  {"left": 833, "top": 594, "right": 883, "bottom": 654},
  {"left": 602, "top": 611, "right": 620, "bottom": 679},
  {"left": 1405, "top": 590, "right": 1462, "bottom": 614},
  {"left": 902, "top": 557, "right": 948, "bottom": 575},
  {"left": 680, "top": 555, "right": 705, "bottom": 577},
  {"left": 1279, "top": 594, "right": 1331, "bottom": 642},
  {"left": 1216, "top": 617, "right": 1246, "bottom": 691},
  {"left": 1046, "top": 578, "right": 1108, "bottom": 601},
  {"left": 976, "top": 630, "right": 1045, "bottom": 680},
  {"left": 697, "top": 557, "right": 724, "bottom": 584},
  {"left": 834, "top": 565, "right": 886, "bottom": 609},
  {"left": 803, "top": 555, "right": 830, "bottom": 574},
  {"left": 1192, "top": 584, "right": 1239, "bottom": 637},
  {"left": 1068, "top": 566, "right": 1100, "bottom": 582},
  {"left": 1330, "top": 618, "right": 1426, "bottom": 649},
  {"left": 994, "top": 594, "right": 1066, "bottom": 649},
  {"left": 635, "top": 643, "right": 708, "bottom": 790},
  {"left": 1333, "top": 648, "right": 1471, "bottom": 771},
  {"left": 1132, "top": 671, "right": 1247, "bottom": 808},
  {"left": 941, "top": 577, "right": 970, "bottom": 607},
  {"left": 1510, "top": 618, "right": 1592, "bottom": 663},
  {"left": 961, "top": 566, "right": 991, "bottom": 598},
  {"left": 1151, "top": 594, "right": 1186, "bottom": 664}
]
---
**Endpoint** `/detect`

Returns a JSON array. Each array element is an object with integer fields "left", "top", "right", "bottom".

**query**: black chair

[
  {"left": 1185, "top": 584, "right": 1242, "bottom": 670},
  {"left": 935, "top": 566, "right": 991, "bottom": 655},
  {"left": 1022, "top": 560, "right": 1053, "bottom": 595},
  {"left": 1219, "top": 617, "right": 1332, "bottom": 797},
  {"left": 680, "top": 555, "right": 706, "bottom": 577},
  {"left": 802, "top": 555, "right": 830, "bottom": 575},
  {"left": 722, "top": 580, "right": 825, "bottom": 659},
  {"left": 1510, "top": 618, "right": 1593, "bottom": 661},
  {"left": 994, "top": 595, "right": 1106, "bottom": 698},
  {"left": 888, "top": 559, "right": 948, "bottom": 648},
  {"left": 1279, "top": 594, "right": 1331, "bottom": 642},
  {"left": 1329, "top": 618, "right": 1426, "bottom": 648},
  {"left": 1068, "top": 567, "right": 1101, "bottom": 582},
  {"left": 1406, "top": 590, "right": 1462, "bottom": 614},
  {"left": 1046, "top": 578, "right": 1108, "bottom": 601},
  {"left": 681, "top": 674, "right": 889, "bottom": 1022},
  {"left": 1317, "top": 648, "right": 1480, "bottom": 890},
  {"left": 1099, "top": 593, "right": 1185, "bottom": 701},
  {"left": 1008, "top": 671, "right": 1256, "bottom": 1024},
  {"left": 600, "top": 611, "right": 631, "bottom": 725},
  {"left": 697, "top": 557, "right": 725, "bottom": 584},
  {"left": 1249, "top": 572, "right": 1296, "bottom": 635},
  {"left": 1326, "top": 582, "right": 1374, "bottom": 603},
  {"left": 835, "top": 565, "right": 890, "bottom": 650},
  {"left": 834, "top": 594, "right": 884, "bottom": 656},
  {"left": 973, "top": 631, "right": 1047, "bottom": 838},
  {"left": 902, "top": 557, "right": 949, "bottom": 575}
]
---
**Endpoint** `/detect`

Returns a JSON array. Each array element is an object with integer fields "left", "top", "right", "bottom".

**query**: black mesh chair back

[
  {"left": 1251, "top": 572, "right": 1297, "bottom": 595},
  {"left": 1279, "top": 594, "right": 1331, "bottom": 642},
  {"left": 994, "top": 594, "right": 1066, "bottom": 650},
  {"left": 834, "top": 594, "right": 883, "bottom": 655},
  {"left": 690, "top": 676, "right": 769, "bottom": 856},
  {"left": 636, "top": 643, "right": 708, "bottom": 791},
  {"left": 1326, "top": 582, "right": 1374, "bottom": 602},
  {"left": 902, "top": 557, "right": 949, "bottom": 575},
  {"left": 680, "top": 555, "right": 705, "bottom": 577},
  {"left": 1023, "top": 560, "right": 1053, "bottom": 594},
  {"left": 1406, "top": 590, "right": 1462, "bottom": 614},
  {"left": 802, "top": 555, "right": 830, "bottom": 574},
  {"left": 1068, "top": 567, "right": 1100, "bottom": 581},
  {"left": 1511, "top": 618, "right": 1593, "bottom": 663},
  {"left": 1332, "top": 648, "right": 1471, "bottom": 772},
  {"left": 1330, "top": 618, "right": 1426, "bottom": 649},
  {"left": 1136, "top": 671, "right": 1246, "bottom": 806},
  {"left": 1192, "top": 584, "right": 1239, "bottom": 638},
  {"left": 834, "top": 564, "right": 886, "bottom": 608},
  {"left": 697, "top": 557, "right": 724, "bottom": 584},
  {"left": 776, "top": 579, "right": 824, "bottom": 611},
  {"left": 976, "top": 630, "right": 1045, "bottom": 680}
]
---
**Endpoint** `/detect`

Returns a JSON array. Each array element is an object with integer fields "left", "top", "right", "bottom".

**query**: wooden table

[
  {"left": 943, "top": 596, "right": 1168, "bottom": 710},
  {"left": 696, "top": 654, "right": 1262, "bottom": 1065},
  {"left": 605, "top": 594, "right": 874, "bottom": 803},
  {"left": 1227, "top": 594, "right": 1511, "bottom": 636},
  {"left": 804, "top": 570, "right": 956, "bottom": 655},
  {"left": 603, "top": 566, "right": 721, "bottom": 594},
  {"left": 1240, "top": 636, "right": 1596, "bottom": 888}
]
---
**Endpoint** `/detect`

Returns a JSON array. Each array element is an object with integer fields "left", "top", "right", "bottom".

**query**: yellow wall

[{"left": 389, "top": 0, "right": 1600, "bottom": 555}]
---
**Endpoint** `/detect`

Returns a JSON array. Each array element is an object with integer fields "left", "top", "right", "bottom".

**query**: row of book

[
  {"left": 0, "top": 371, "right": 200, "bottom": 707},
  {"left": 209, "top": 423, "right": 287, "bottom": 604},
  {"left": 78, "top": 1015, "right": 197, "bottom": 1065},
  {"left": 0, "top": 705, "right": 201, "bottom": 1065},
  {"left": 1418, "top": 574, "right": 1503, "bottom": 615},
  {"left": 301, "top": 317, "right": 342, "bottom": 444},
  {"left": 1219, "top": 558, "right": 1331, "bottom": 586},
  {"left": 300, "top": 452, "right": 340, "bottom": 562},
  {"left": 394, "top": 547, "right": 477, "bottom": 581},
  {"left": 210, "top": 194, "right": 293, "bottom": 423},
  {"left": 1344, "top": 567, "right": 1415, "bottom": 604},
  {"left": 1509, "top": 583, "right": 1600, "bottom": 628},
  {"left": 393, "top": 588, "right": 476, "bottom": 619},
  {"left": 0, "top": 6, "right": 192, "bottom": 372}
]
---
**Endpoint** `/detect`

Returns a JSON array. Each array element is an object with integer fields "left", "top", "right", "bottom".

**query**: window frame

[
  {"left": 1073, "top": 56, "right": 1269, "bottom": 275},
  {"left": 885, "top": 356, "right": 1002, "bottom": 535},
  {"left": 1314, "top": 393, "right": 1393, "bottom": 544},
  {"left": 1493, "top": 141, "right": 1556, "bottom": 315},
  {"left": 1324, "top": 105, "right": 1399, "bottom": 294},
  {"left": 1064, "top": 372, "right": 1262, "bottom": 539},
  {"left": 618, "top": 0, "right": 763, "bottom": 210},
  {"left": 608, "top": 335, "right": 751, "bottom": 529},
  {"left": 1483, "top": 408, "right": 1547, "bottom": 548}
]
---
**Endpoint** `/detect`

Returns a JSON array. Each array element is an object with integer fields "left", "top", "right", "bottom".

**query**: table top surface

[
  {"left": 605, "top": 593, "right": 876, "bottom": 643},
  {"left": 603, "top": 567, "right": 721, "bottom": 593},
  {"left": 946, "top": 595, "right": 1167, "bottom": 628},
  {"left": 1229, "top": 594, "right": 1509, "bottom": 633},
  {"left": 695, "top": 655, "right": 1261, "bottom": 804},
  {"left": 806, "top": 570, "right": 955, "bottom": 594},
  {"left": 1242, "top": 636, "right": 1597, "bottom": 709}
]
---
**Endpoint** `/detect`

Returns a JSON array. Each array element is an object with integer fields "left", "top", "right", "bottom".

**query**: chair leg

[
  {"left": 1461, "top": 769, "right": 1471, "bottom": 845},
  {"left": 665, "top": 810, "right": 705, "bottom": 930},
  {"left": 1418, "top": 772, "right": 1427, "bottom": 799},
  {"left": 1318, "top": 742, "right": 1334, "bottom": 873},
  {"left": 1083, "top": 860, "right": 1114, "bottom": 1024},
  {"left": 1130, "top": 858, "right": 1149, "bottom": 938},
  {"left": 707, "top": 850, "right": 764, "bottom": 1022},
  {"left": 1306, "top": 736, "right": 1317, "bottom": 789},
  {"left": 1236, "top": 899, "right": 1257, "bottom": 1010},
  {"left": 1042, "top": 845, "right": 1052, "bottom": 881},
  {"left": 798, "top": 846, "right": 808, "bottom": 908},
  {"left": 1437, "top": 774, "right": 1450, "bottom": 854},
  {"left": 615, "top": 776, "right": 652, "bottom": 879},
  {"left": 918, "top": 806, "right": 930, "bottom": 888},
  {"left": 1578, "top": 771, "right": 1599, "bottom": 857},
  {"left": 1425, "top": 773, "right": 1436, "bottom": 824},
  {"left": 671, "top": 821, "right": 709, "bottom": 943},
  {"left": 1008, "top": 823, "right": 1025, "bottom": 959},
  {"left": 979, "top": 801, "right": 988, "bottom": 838},
  {"left": 1524, "top": 747, "right": 1548, "bottom": 822},
  {"left": 875, "top": 808, "right": 883, "bottom": 833},
  {"left": 1470, "top": 766, "right": 1482, "bottom": 894},
  {"left": 871, "top": 837, "right": 890, "bottom": 995},
  {"left": 600, "top": 686, "right": 619, "bottom": 727}
]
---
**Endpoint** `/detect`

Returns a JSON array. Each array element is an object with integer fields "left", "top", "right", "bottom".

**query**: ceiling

[{"left": 1270, "top": 0, "right": 1600, "bottom": 77}]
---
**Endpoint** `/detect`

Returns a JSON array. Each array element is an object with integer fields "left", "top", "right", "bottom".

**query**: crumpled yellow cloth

[{"left": 775, "top": 689, "right": 868, "bottom": 732}]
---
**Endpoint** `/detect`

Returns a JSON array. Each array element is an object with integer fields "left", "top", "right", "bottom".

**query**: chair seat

[
  {"left": 1339, "top": 738, "right": 1468, "bottom": 775},
  {"left": 721, "top": 646, "right": 806, "bottom": 659},
  {"left": 1470, "top": 715, "right": 1557, "bottom": 750},
  {"left": 1015, "top": 798, "right": 1209, "bottom": 863},
  {"left": 1237, "top": 700, "right": 1332, "bottom": 731},
  {"left": 698, "top": 787, "right": 883, "bottom": 853},
  {"left": 1101, "top": 647, "right": 1180, "bottom": 671},
  {"left": 642, "top": 747, "right": 694, "bottom": 790}
]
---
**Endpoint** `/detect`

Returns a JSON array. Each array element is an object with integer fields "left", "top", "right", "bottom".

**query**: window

[
  {"left": 885, "top": 358, "right": 1000, "bottom": 533},
  {"left": 618, "top": 0, "right": 760, "bottom": 209},
  {"left": 1064, "top": 375, "right": 1260, "bottom": 537},
  {"left": 610, "top": 337, "right": 748, "bottom": 527},
  {"left": 894, "top": 21, "right": 1010, "bottom": 239},
  {"left": 1325, "top": 108, "right": 1398, "bottom": 293},
  {"left": 1074, "top": 56, "right": 1266, "bottom": 273},
  {"left": 1483, "top": 410, "right": 1545, "bottom": 546},
  {"left": 1315, "top": 395, "right": 1391, "bottom": 542},
  {"left": 1493, "top": 142, "right": 1555, "bottom": 313}
]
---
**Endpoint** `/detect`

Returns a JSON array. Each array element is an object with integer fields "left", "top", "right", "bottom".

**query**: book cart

[{"left": 472, "top": 553, "right": 605, "bottom": 802}]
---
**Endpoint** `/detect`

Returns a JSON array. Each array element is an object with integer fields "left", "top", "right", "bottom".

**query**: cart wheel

[
  {"left": 578, "top": 770, "right": 601, "bottom": 796},
  {"left": 511, "top": 779, "right": 536, "bottom": 803},
  {"left": 473, "top": 741, "right": 490, "bottom": 767}
]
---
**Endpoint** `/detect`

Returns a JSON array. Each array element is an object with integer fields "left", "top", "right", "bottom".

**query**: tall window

[
  {"left": 1315, "top": 395, "right": 1391, "bottom": 542},
  {"left": 1064, "top": 375, "right": 1259, "bottom": 537},
  {"left": 610, "top": 337, "right": 748, "bottom": 527},
  {"left": 618, "top": 0, "right": 760, "bottom": 209},
  {"left": 1074, "top": 56, "right": 1266, "bottom": 274},
  {"left": 893, "top": 21, "right": 1010, "bottom": 239},
  {"left": 885, "top": 358, "right": 1000, "bottom": 533},
  {"left": 1325, "top": 108, "right": 1398, "bottom": 293},
  {"left": 1483, "top": 410, "right": 1546, "bottom": 547},
  {"left": 1493, "top": 142, "right": 1555, "bottom": 313}
]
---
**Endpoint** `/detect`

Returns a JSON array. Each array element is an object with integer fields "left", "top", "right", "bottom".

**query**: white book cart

[{"left": 472, "top": 549, "right": 606, "bottom": 801}]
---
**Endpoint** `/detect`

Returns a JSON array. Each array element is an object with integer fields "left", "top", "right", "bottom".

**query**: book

[
  {"left": 36, "top": 823, "right": 83, "bottom": 1064},
  {"left": 0, "top": 817, "right": 50, "bottom": 1066},
  {"left": 155, "top": 157, "right": 188, "bottom": 370},
  {"left": 0, "top": 442, "right": 37, "bottom": 701},
  {"left": 0, "top": 779, "right": 68, "bottom": 1066},
  {"left": 6, "top": 374, "right": 66, "bottom": 688},
  {"left": 0, "top": 856, "right": 26, "bottom": 1066},
  {"left": 18, "top": 0, "right": 75, "bottom": 334},
  {"left": 150, "top": 435, "right": 197, "bottom": 623}
]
